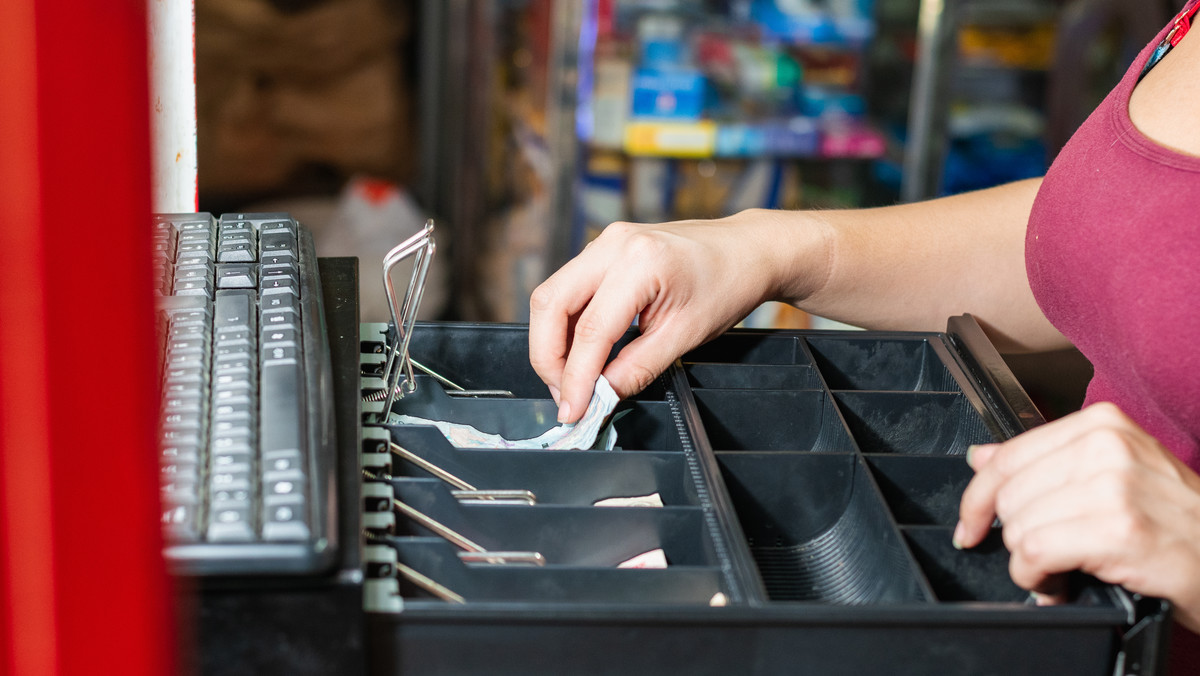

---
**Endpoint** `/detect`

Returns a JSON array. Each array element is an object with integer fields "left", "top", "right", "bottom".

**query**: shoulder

[{"left": 1128, "top": 26, "right": 1200, "bottom": 158}]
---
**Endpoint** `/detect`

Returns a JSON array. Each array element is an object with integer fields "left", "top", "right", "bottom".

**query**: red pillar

[{"left": 0, "top": 1, "right": 176, "bottom": 675}]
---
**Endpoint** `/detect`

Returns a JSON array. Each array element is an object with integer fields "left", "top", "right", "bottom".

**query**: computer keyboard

[{"left": 153, "top": 212, "right": 338, "bottom": 576}]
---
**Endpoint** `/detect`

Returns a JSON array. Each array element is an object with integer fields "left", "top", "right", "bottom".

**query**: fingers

[
  {"left": 1005, "top": 512, "right": 1131, "bottom": 595},
  {"left": 956, "top": 404, "right": 1141, "bottom": 549},
  {"left": 556, "top": 256, "right": 665, "bottom": 422},
  {"left": 528, "top": 245, "right": 616, "bottom": 409},
  {"left": 954, "top": 403, "right": 1200, "bottom": 624}
]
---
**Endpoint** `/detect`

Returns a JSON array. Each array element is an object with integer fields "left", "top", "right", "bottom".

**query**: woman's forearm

[{"left": 758, "top": 177, "right": 1070, "bottom": 352}]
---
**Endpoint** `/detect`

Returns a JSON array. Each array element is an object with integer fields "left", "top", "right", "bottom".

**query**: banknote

[
  {"left": 593, "top": 492, "right": 664, "bottom": 508},
  {"left": 617, "top": 548, "right": 668, "bottom": 569},
  {"left": 389, "top": 376, "right": 621, "bottom": 450}
]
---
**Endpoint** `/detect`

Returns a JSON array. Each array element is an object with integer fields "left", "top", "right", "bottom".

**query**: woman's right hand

[{"left": 528, "top": 209, "right": 831, "bottom": 424}]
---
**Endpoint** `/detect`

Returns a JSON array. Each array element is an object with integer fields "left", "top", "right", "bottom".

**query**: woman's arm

[
  {"left": 786, "top": 177, "right": 1066, "bottom": 351},
  {"left": 530, "top": 177, "right": 1070, "bottom": 423}
]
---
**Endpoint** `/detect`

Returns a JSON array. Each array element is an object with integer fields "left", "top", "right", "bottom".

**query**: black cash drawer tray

[{"left": 357, "top": 316, "right": 1170, "bottom": 675}]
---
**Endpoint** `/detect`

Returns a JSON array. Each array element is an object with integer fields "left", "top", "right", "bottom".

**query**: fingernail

[
  {"left": 557, "top": 401, "right": 572, "bottom": 424},
  {"left": 952, "top": 521, "right": 966, "bottom": 550},
  {"left": 548, "top": 385, "right": 561, "bottom": 405},
  {"left": 966, "top": 445, "right": 980, "bottom": 468}
]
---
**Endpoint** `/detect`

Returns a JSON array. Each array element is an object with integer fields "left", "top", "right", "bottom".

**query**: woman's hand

[
  {"left": 528, "top": 210, "right": 831, "bottom": 423},
  {"left": 956, "top": 402, "right": 1200, "bottom": 632}
]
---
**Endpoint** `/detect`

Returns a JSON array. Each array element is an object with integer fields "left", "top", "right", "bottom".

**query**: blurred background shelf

[{"left": 191, "top": 0, "right": 1183, "bottom": 414}]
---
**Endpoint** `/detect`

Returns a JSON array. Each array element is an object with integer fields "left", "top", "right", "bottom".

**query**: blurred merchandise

[
  {"left": 958, "top": 21, "right": 1056, "bottom": 70},
  {"left": 584, "top": 0, "right": 882, "bottom": 161}
]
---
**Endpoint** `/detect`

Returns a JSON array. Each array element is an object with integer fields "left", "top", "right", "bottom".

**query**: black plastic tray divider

[
  {"left": 391, "top": 479, "right": 720, "bottom": 568},
  {"left": 383, "top": 536, "right": 726, "bottom": 605},
  {"left": 834, "top": 391, "right": 993, "bottom": 455},
  {"left": 902, "top": 526, "right": 1027, "bottom": 603},
  {"left": 684, "top": 362, "right": 821, "bottom": 390},
  {"left": 691, "top": 388, "right": 856, "bottom": 453},
  {"left": 713, "top": 451, "right": 935, "bottom": 604},
  {"left": 404, "top": 322, "right": 669, "bottom": 401},
  {"left": 805, "top": 335, "right": 959, "bottom": 392},
  {"left": 386, "top": 426, "right": 701, "bottom": 507},
  {"left": 664, "top": 364, "right": 770, "bottom": 605},
  {"left": 865, "top": 455, "right": 976, "bottom": 526}
]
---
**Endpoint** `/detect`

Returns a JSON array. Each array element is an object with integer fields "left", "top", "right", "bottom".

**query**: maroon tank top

[
  {"left": 1027, "top": 7, "right": 1200, "bottom": 471},
  {"left": 1025, "top": 4, "right": 1200, "bottom": 669}
]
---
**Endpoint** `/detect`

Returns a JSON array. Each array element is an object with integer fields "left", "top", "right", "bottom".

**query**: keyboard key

[
  {"left": 163, "top": 504, "right": 200, "bottom": 542},
  {"left": 218, "top": 243, "right": 256, "bottom": 263},
  {"left": 207, "top": 506, "right": 255, "bottom": 542},
  {"left": 216, "top": 264, "right": 257, "bottom": 289}
]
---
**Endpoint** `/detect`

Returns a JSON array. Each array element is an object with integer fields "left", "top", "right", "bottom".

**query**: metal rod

[
  {"left": 451, "top": 489, "right": 538, "bottom": 506},
  {"left": 392, "top": 498, "right": 486, "bottom": 553},
  {"left": 458, "top": 551, "right": 545, "bottom": 566},
  {"left": 395, "top": 561, "right": 466, "bottom": 603},
  {"left": 389, "top": 442, "right": 476, "bottom": 492}
]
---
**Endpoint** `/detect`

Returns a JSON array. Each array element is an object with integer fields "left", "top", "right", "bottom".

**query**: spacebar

[
  {"left": 260, "top": 359, "right": 313, "bottom": 541},
  {"left": 261, "top": 360, "right": 303, "bottom": 454}
]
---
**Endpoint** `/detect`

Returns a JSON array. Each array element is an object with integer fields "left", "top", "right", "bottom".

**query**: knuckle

[
  {"left": 572, "top": 313, "right": 610, "bottom": 345},
  {"left": 1085, "top": 401, "right": 1128, "bottom": 426},
  {"left": 600, "top": 220, "right": 637, "bottom": 240},
  {"left": 991, "top": 444, "right": 1019, "bottom": 476},
  {"left": 1095, "top": 469, "right": 1134, "bottom": 506},
  {"left": 528, "top": 350, "right": 551, "bottom": 372},
  {"left": 1111, "top": 510, "right": 1147, "bottom": 549},
  {"left": 1086, "top": 427, "right": 1138, "bottom": 468},
  {"left": 529, "top": 281, "right": 557, "bottom": 314},
  {"left": 623, "top": 230, "right": 671, "bottom": 261},
  {"left": 625, "top": 361, "right": 661, "bottom": 395},
  {"left": 1013, "top": 528, "right": 1046, "bottom": 569}
]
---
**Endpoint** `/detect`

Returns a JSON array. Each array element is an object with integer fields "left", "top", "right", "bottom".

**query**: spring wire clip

[{"left": 378, "top": 220, "right": 436, "bottom": 420}]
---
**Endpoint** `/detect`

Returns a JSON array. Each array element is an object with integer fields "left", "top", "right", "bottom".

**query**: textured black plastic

[{"left": 362, "top": 320, "right": 1165, "bottom": 676}]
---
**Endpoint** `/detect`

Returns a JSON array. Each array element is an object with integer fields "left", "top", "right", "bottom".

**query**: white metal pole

[{"left": 148, "top": 0, "right": 198, "bottom": 213}]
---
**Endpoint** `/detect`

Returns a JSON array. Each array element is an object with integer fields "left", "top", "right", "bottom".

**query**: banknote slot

[
  {"left": 392, "top": 480, "right": 720, "bottom": 568},
  {"left": 835, "top": 392, "right": 993, "bottom": 456},
  {"left": 682, "top": 332, "right": 804, "bottom": 365},
  {"left": 902, "top": 527, "right": 1027, "bottom": 603},
  {"left": 806, "top": 337, "right": 959, "bottom": 392},
  {"left": 693, "top": 390, "right": 854, "bottom": 452},
  {"left": 384, "top": 538, "right": 727, "bottom": 605},
  {"left": 390, "top": 377, "right": 561, "bottom": 439},
  {"left": 684, "top": 363, "right": 820, "bottom": 390},
  {"left": 387, "top": 427, "right": 700, "bottom": 506},
  {"left": 403, "top": 322, "right": 667, "bottom": 400},
  {"left": 716, "top": 452, "right": 930, "bottom": 604},
  {"left": 866, "top": 456, "right": 974, "bottom": 526},
  {"left": 389, "top": 377, "right": 674, "bottom": 451}
]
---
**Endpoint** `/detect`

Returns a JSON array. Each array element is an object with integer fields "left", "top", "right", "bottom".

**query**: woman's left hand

[{"left": 956, "top": 402, "right": 1200, "bottom": 632}]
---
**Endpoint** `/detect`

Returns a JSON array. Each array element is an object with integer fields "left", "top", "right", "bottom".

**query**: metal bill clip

[{"left": 379, "top": 220, "right": 435, "bottom": 418}]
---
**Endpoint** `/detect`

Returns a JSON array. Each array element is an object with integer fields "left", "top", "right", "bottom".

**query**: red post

[{"left": 0, "top": 1, "right": 176, "bottom": 675}]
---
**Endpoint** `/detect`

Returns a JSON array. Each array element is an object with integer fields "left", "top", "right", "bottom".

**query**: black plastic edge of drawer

[{"left": 945, "top": 314, "right": 1045, "bottom": 437}]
